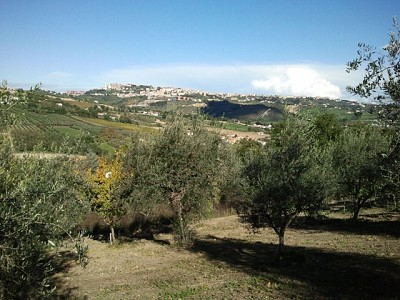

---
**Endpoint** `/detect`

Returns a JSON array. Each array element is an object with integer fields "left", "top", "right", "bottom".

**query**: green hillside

[{"left": 1, "top": 85, "right": 380, "bottom": 155}]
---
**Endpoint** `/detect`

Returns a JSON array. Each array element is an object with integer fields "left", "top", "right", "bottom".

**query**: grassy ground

[
  {"left": 53, "top": 126, "right": 83, "bottom": 137},
  {"left": 221, "top": 122, "right": 250, "bottom": 132},
  {"left": 56, "top": 210, "right": 400, "bottom": 299}
]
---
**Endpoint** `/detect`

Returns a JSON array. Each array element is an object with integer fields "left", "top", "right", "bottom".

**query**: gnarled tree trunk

[
  {"left": 170, "top": 190, "right": 190, "bottom": 244},
  {"left": 275, "top": 213, "right": 297, "bottom": 258}
]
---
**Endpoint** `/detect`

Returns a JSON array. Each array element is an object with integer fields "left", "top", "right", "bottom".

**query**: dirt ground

[
  {"left": 218, "top": 128, "right": 268, "bottom": 140},
  {"left": 57, "top": 212, "right": 400, "bottom": 299}
]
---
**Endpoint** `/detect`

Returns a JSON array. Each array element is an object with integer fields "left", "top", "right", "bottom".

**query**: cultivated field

[
  {"left": 75, "top": 117, "right": 158, "bottom": 133},
  {"left": 56, "top": 211, "right": 400, "bottom": 299}
]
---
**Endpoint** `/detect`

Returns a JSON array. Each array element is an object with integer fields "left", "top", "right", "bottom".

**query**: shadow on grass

[
  {"left": 191, "top": 235, "right": 400, "bottom": 299},
  {"left": 51, "top": 250, "right": 87, "bottom": 299},
  {"left": 291, "top": 213, "right": 400, "bottom": 238},
  {"left": 115, "top": 233, "right": 172, "bottom": 246},
  {"left": 86, "top": 217, "right": 174, "bottom": 244}
]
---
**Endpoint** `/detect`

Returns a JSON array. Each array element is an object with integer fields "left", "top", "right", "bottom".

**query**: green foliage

[
  {"left": 217, "top": 142, "right": 247, "bottom": 211},
  {"left": 311, "top": 112, "right": 343, "bottom": 146},
  {"left": 347, "top": 17, "right": 400, "bottom": 214},
  {"left": 119, "top": 115, "right": 132, "bottom": 124},
  {"left": 88, "top": 106, "right": 100, "bottom": 118},
  {"left": 222, "top": 122, "right": 250, "bottom": 132},
  {"left": 122, "top": 115, "right": 223, "bottom": 244},
  {"left": 0, "top": 84, "right": 88, "bottom": 298},
  {"left": 347, "top": 18, "right": 400, "bottom": 102},
  {"left": 152, "top": 116, "right": 222, "bottom": 243},
  {"left": 346, "top": 17, "right": 400, "bottom": 125},
  {"left": 11, "top": 127, "right": 103, "bottom": 155},
  {"left": 120, "top": 133, "right": 162, "bottom": 217},
  {"left": 235, "top": 138, "right": 263, "bottom": 161},
  {"left": 0, "top": 141, "right": 88, "bottom": 298},
  {"left": 237, "top": 114, "right": 335, "bottom": 254},
  {"left": 0, "top": 81, "right": 37, "bottom": 127}
]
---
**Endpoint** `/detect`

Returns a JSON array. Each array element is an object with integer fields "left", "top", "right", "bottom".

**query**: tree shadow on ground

[
  {"left": 50, "top": 250, "right": 87, "bottom": 299},
  {"left": 115, "top": 231, "right": 172, "bottom": 246},
  {"left": 191, "top": 235, "right": 400, "bottom": 299},
  {"left": 291, "top": 213, "right": 400, "bottom": 238},
  {"left": 86, "top": 217, "right": 174, "bottom": 244}
]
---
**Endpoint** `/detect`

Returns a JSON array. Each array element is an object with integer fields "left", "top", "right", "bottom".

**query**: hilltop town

[{"left": 62, "top": 82, "right": 373, "bottom": 118}]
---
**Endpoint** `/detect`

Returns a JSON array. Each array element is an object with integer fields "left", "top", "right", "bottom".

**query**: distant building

[{"left": 105, "top": 83, "right": 123, "bottom": 90}]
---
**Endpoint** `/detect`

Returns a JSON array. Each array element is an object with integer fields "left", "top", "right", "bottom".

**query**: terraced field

[
  {"left": 10, "top": 112, "right": 105, "bottom": 136},
  {"left": 75, "top": 117, "right": 158, "bottom": 134},
  {"left": 10, "top": 122, "right": 44, "bottom": 132}
]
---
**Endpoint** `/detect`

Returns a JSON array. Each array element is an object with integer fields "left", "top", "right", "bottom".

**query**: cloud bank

[{"left": 251, "top": 66, "right": 341, "bottom": 99}]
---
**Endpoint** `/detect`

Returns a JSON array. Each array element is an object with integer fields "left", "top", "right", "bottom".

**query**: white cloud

[{"left": 251, "top": 66, "right": 341, "bottom": 99}]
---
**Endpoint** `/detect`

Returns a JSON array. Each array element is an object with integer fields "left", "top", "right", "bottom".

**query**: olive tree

[
  {"left": 347, "top": 17, "right": 400, "bottom": 210},
  {"left": 237, "top": 114, "right": 335, "bottom": 256},
  {"left": 332, "top": 124, "right": 392, "bottom": 220},
  {"left": 0, "top": 84, "right": 88, "bottom": 298},
  {"left": 154, "top": 116, "right": 223, "bottom": 243},
  {"left": 123, "top": 116, "right": 222, "bottom": 244}
]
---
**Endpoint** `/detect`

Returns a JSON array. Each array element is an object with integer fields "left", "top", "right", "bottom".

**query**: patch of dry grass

[{"left": 59, "top": 212, "right": 400, "bottom": 299}]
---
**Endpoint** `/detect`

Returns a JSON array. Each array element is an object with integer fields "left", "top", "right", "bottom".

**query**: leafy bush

[{"left": 1, "top": 83, "right": 88, "bottom": 298}]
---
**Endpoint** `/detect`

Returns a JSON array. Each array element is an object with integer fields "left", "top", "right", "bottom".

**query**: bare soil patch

[
  {"left": 218, "top": 128, "right": 268, "bottom": 140},
  {"left": 59, "top": 213, "right": 400, "bottom": 299}
]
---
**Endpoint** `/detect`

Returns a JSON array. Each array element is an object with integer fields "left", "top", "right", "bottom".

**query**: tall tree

[
  {"left": 332, "top": 124, "right": 392, "bottom": 220},
  {"left": 238, "top": 114, "right": 335, "bottom": 256}
]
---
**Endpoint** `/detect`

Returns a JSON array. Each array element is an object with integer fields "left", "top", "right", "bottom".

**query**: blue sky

[{"left": 1, "top": 0, "right": 399, "bottom": 99}]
